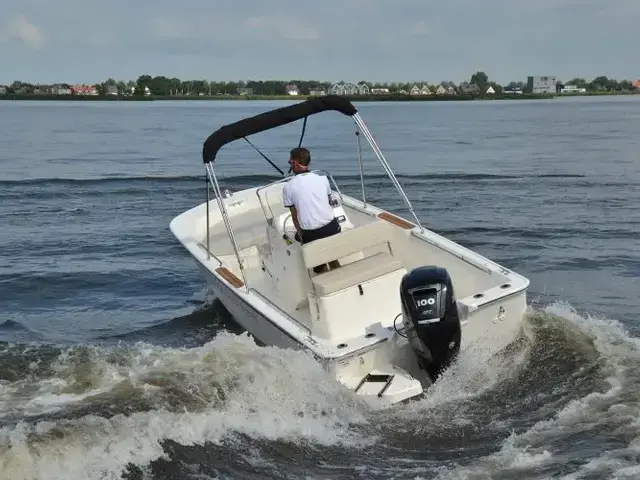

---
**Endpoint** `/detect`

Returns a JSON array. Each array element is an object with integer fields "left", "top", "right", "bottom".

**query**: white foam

[
  {"left": 436, "top": 301, "right": 640, "bottom": 479},
  {"left": 0, "top": 331, "right": 375, "bottom": 480},
  {"left": 3, "top": 301, "right": 639, "bottom": 480},
  {"left": 380, "top": 323, "right": 532, "bottom": 430}
]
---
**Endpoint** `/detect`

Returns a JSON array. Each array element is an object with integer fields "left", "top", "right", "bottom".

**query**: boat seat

[
  {"left": 301, "top": 219, "right": 404, "bottom": 296},
  {"left": 302, "top": 219, "right": 395, "bottom": 267},
  {"left": 311, "top": 251, "right": 404, "bottom": 296}
]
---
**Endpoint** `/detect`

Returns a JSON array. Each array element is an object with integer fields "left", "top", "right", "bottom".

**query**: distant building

[
  {"left": 486, "top": 86, "right": 495, "bottom": 94},
  {"left": 527, "top": 76, "right": 556, "bottom": 94},
  {"left": 503, "top": 86, "right": 523, "bottom": 94},
  {"left": 632, "top": 80, "right": 640, "bottom": 90},
  {"left": 285, "top": 84, "right": 300, "bottom": 95},
  {"left": 370, "top": 88, "right": 389, "bottom": 94},
  {"left": 0, "top": 85, "right": 7, "bottom": 94},
  {"left": 72, "top": 85, "right": 98, "bottom": 95},
  {"left": 52, "top": 85, "right": 72, "bottom": 95},
  {"left": 105, "top": 85, "right": 118, "bottom": 95},
  {"left": 458, "top": 82, "right": 479, "bottom": 94},
  {"left": 328, "top": 82, "right": 369, "bottom": 95},
  {"left": 130, "top": 86, "right": 151, "bottom": 95},
  {"left": 309, "top": 89, "right": 326, "bottom": 95},
  {"left": 237, "top": 87, "right": 253, "bottom": 95},
  {"left": 560, "top": 85, "right": 586, "bottom": 94}
]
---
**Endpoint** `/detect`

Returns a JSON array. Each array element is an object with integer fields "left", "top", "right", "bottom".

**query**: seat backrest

[{"left": 301, "top": 219, "right": 395, "bottom": 268}]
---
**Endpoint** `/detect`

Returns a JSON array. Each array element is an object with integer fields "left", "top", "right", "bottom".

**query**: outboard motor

[{"left": 400, "top": 266, "right": 461, "bottom": 383}]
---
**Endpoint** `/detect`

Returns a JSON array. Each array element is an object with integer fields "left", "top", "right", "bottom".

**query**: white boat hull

[
  {"left": 194, "top": 259, "right": 304, "bottom": 352},
  {"left": 172, "top": 186, "right": 529, "bottom": 405}
]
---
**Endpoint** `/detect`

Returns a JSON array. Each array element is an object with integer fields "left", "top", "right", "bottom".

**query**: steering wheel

[{"left": 282, "top": 213, "right": 301, "bottom": 243}]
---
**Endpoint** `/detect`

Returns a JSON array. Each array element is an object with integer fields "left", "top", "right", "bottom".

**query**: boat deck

[
  {"left": 184, "top": 192, "right": 529, "bottom": 353},
  {"left": 203, "top": 208, "right": 270, "bottom": 256},
  {"left": 204, "top": 205, "right": 385, "bottom": 331}
]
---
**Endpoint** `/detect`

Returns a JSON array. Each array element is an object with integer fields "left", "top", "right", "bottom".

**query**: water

[{"left": 0, "top": 96, "right": 639, "bottom": 479}]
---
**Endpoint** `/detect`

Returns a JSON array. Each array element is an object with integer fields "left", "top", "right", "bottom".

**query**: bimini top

[{"left": 202, "top": 95, "right": 358, "bottom": 164}]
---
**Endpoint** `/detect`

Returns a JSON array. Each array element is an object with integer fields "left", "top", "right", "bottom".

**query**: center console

[{"left": 275, "top": 194, "right": 356, "bottom": 242}]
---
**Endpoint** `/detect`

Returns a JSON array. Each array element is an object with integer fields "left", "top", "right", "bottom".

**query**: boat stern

[{"left": 347, "top": 367, "right": 424, "bottom": 404}]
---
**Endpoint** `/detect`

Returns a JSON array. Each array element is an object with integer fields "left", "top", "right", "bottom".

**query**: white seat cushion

[
  {"left": 311, "top": 252, "right": 404, "bottom": 296},
  {"left": 302, "top": 219, "right": 396, "bottom": 269}
]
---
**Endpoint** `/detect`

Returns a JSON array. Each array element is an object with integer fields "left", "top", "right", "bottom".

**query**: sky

[{"left": 1, "top": 0, "right": 638, "bottom": 85}]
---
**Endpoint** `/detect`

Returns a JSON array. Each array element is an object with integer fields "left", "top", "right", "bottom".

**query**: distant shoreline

[{"left": 1, "top": 91, "right": 637, "bottom": 102}]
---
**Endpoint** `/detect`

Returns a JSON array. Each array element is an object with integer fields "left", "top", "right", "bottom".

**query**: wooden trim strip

[
  {"left": 378, "top": 211, "right": 414, "bottom": 229},
  {"left": 215, "top": 267, "right": 244, "bottom": 288}
]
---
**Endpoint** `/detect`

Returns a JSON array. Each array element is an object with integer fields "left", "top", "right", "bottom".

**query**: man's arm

[
  {"left": 289, "top": 206, "right": 302, "bottom": 236},
  {"left": 325, "top": 176, "right": 335, "bottom": 205},
  {"left": 283, "top": 182, "right": 302, "bottom": 241}
]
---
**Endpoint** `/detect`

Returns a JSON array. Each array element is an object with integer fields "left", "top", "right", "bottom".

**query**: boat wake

[{"left": 1, "top": 301, "right": 639, "bottom": 480}]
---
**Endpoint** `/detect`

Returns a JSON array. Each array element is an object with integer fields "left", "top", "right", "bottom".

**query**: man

[{"left": 282, "top": 147, "right": 341, "bottom": 272}]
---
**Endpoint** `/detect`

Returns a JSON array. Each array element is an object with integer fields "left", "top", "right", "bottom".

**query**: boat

[{"left": 170, "top": 95, "right": 530, "bottom": 404}]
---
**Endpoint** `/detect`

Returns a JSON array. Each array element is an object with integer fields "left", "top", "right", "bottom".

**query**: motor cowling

[{"left": 400, "top": 266, "right": 461, "bottom": 383}]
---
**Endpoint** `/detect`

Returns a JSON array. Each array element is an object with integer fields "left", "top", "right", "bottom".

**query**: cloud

[
  {"left": 408, "top": 20, "right": 429, "bottom": 36},
  {"left": 5, "top": 13, "right": 43, "bottom": 49},
  {"left": 150, "top": 17, "right": 191, "bottom": 40},
  {"left": 243, "top": 15, "right": 320, "bottom": 41},
  {"left": 0, "top": 0, "right": 639, "bottom": 84}
]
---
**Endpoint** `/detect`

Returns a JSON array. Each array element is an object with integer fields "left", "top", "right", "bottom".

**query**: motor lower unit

[{"left": 400, "top": 266, "right": 462, "bottom": 382}]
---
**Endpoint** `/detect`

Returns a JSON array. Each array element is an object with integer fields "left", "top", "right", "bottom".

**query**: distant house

[
  {"left": 632, "top": 80, "right": 640, "bottom": 90},
  {"left": 420, "top": 85, "right": 432, "bottom": 95},
  {"left": 356, "top": 82, "right": 370, "bottom": 95},
  {"left": 51, "top": 84, "right": 72, "bottom": 95},
  {"left": 446, "top": 86, "right": 456, "bottom": 95},
  {"left": 527, "top": 76, "right": 556, "bottom": 94},
  {"left": 503, "top": 86, "right": 523, "bottom": 94},
  {"left": 285, "top": 84, "right": 300, "bottom": 95},
  {"left": 130, "top": 86, "right": 151, "bottom": 95},
  {"left": 237, "top": 87, "right": 253, "bottom": 95},
  {"left": 435, "top": 85, "right": 446, "bottom": 95},
  {"left": 560, "top": 85, "right": 586, "bottom": 94},
  {"left": 486, "top": 86, "right": 495, "bottom": 94},
  {"left": 309, "top": 89, "right": 326, "bottom": 95},
  {"left": 409, "top": 85, "right": 420, "bottom": 95},
  {"left": 105, "top": 85, "right": 118, "bottom": 96},
  {"left": 370, "top": 88, "right": 389, "bottom": 94},
  {"left": 72, "top": 85, "right": 98, "bottom": 95},
  {"left": 33, "top": 85, "right": 52, "bottom": 95},
  {"left": 0, "top": 85, "right": 8, "bottom": 94},
  {"left": 458, "top": 82, "right": 479, "bottom": 94}
]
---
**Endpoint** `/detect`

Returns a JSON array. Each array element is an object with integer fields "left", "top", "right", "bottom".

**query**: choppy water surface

[{"left": 1, "top": 96, "right": 639, "bottom": 479}]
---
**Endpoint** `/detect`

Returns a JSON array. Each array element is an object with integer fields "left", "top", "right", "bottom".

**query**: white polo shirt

[{"left": 282, "top": 172, "right": 335, "bottom": 231}]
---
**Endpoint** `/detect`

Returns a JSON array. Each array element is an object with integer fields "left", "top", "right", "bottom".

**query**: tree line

[
  {"left": 3, "top": 72, "right": 638, "bottom": 96},
  {"left": 560, "top": 76, "right": 635, "bottom": 92}
]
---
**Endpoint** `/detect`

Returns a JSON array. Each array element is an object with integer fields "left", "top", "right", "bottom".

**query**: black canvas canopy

[{"left": 202, "top": 95, "right": 358, "bottom": 164}]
